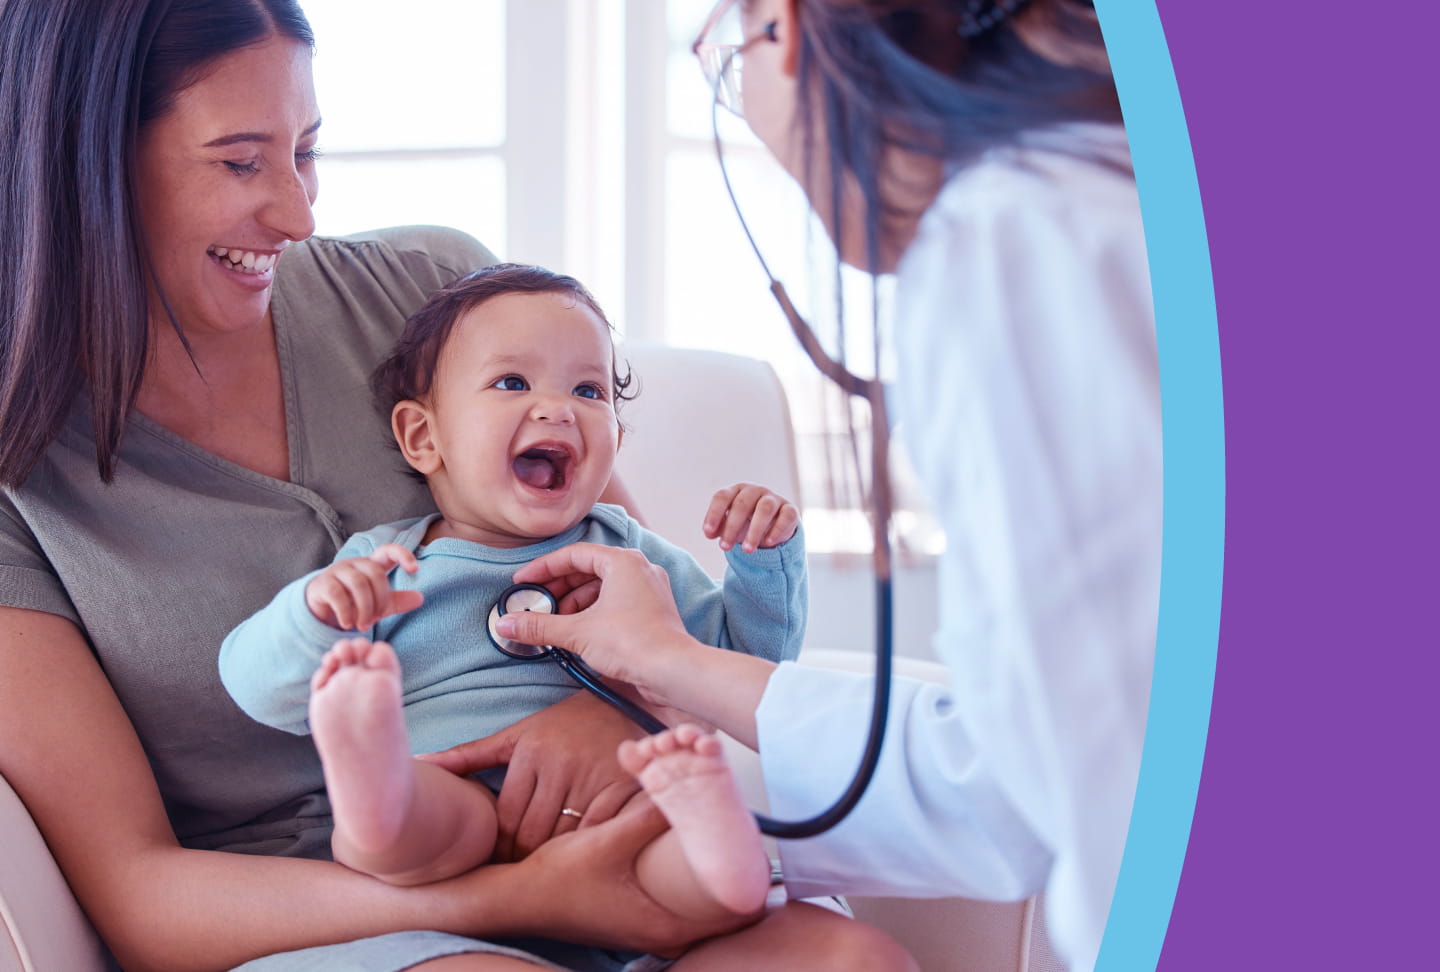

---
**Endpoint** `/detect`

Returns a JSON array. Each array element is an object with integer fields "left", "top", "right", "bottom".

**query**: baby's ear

[{"left": 392, "top": 400, "right": 441, "bottom": 475}]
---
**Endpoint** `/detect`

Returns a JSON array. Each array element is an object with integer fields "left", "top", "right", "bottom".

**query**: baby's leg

[
  {"left": 310, "top": 638, "right": 497, "bottom": 886},
  {"left": 668, "top": 901, "right": 919, "bottom": 972},
  {"left": 618, "top": 724, "right": 770, "bottom": 918}
]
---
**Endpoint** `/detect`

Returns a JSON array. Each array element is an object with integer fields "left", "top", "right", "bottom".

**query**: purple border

[{"left": 1156, "top": 3, "right": 1436, "bottom": 966}]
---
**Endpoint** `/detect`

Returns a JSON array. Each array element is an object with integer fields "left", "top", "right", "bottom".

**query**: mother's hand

[
  {"left": 418, "top": 691, "right": 645, "bottom": 861},
  {"left": 497, "top": 544, "right": 699, "bottom": 691},
  {"left": 496, "top": 800, "right": 754, "bottom": 954}
]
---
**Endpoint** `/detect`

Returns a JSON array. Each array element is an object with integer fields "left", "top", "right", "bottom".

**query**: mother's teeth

[{"left": 209, "top": 248, "right": 277, "bottom": 273}]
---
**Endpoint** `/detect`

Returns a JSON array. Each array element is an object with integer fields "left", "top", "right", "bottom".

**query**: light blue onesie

[{"left": 220, "top": 503, "right": 805, "bottom": 754}]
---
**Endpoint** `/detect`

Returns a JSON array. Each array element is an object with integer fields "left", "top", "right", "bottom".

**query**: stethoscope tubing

[{"left": 543, "top": 645, "right": 669, "bottom": 735}]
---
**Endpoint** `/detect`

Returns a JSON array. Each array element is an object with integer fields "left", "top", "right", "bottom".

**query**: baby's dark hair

[{"left": 372, "top": 263, "right": 635, "bottom": 420}]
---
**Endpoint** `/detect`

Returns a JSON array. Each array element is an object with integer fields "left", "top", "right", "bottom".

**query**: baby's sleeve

[
  {"left": 217, "top": 531, "right": 375, "bottom": 734},
  {"left": 717, "top": 525, "right": 807, "bottom": 663}
]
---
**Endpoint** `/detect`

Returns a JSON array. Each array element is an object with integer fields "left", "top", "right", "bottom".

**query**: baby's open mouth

[{"left": 512, "top": 447, "right": 572, "bottom": 490}]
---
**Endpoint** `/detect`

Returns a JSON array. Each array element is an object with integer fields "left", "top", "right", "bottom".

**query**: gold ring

[{"left": 559, "top": 807, "right": 583, "bottom": 820}]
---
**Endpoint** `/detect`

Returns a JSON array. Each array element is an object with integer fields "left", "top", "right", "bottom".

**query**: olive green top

[{"left": 1, "top": 226, "right": 495, "bottom": 856}]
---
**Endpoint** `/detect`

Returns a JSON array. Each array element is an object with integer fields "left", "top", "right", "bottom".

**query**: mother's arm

[{"left": 0, "top": 607, "right": 742, "bottom": 972}]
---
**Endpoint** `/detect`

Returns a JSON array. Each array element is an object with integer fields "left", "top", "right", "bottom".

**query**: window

[{"left": 304, "top": 0, "right": 938, "bottom": 556}]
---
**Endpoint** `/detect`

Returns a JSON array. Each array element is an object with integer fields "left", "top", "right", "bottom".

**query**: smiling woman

[
  {"left": 0, "top": 1, "right": 759, "bottom": 970},
  {"left": 130, "top": 33, "right": 321, "bottom": 480}
]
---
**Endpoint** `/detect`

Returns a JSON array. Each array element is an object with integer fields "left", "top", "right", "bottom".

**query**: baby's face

[{"left": 417, "top": 292, "right": 621, "bottom": 547}]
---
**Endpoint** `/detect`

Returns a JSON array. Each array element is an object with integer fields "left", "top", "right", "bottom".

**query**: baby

[{"left": 219, "top": 263, "right": 807, "bottom": 920}]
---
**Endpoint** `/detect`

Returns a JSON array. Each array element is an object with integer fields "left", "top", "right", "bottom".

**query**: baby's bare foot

[
  {"left": 309, "top": 638, "right": 414, "bottom": 855},
  {"left": 619, "top": 724, "right": 769, "bottom": 914}
]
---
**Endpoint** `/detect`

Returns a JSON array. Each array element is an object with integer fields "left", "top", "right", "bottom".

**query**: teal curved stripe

[{"left": 1093, "top": 2, "right": 1224, "bottom": 970}]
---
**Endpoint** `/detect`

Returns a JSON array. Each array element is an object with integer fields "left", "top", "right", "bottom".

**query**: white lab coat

[{"left": 756, "top": 123, "right": 1160, "bottom": 972}]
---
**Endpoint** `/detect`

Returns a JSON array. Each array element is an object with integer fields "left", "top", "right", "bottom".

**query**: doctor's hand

[
  {"left": 417, "top": 690, "right": 644, "bottom": 861},
  {"left": 498, "top": 544, "right": 702, "bottom": 696},
  {"left": 703, "top": 482, "right": 800, "bottom": 553}
]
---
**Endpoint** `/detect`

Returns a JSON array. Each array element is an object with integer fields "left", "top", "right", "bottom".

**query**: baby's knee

[{"left": 795, "top": 907, "right": 918, "bottom": 972}]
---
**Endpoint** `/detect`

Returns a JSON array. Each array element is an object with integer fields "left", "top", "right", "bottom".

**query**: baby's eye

[
  {"left": 573, "top": 382, "right": 605, "bottom": 401},
  {"left": 492, "top": 375, "right": 528, "bottom": 391},
  {"left": 223, "top": 160, "right": 261, "bottom": 176}
]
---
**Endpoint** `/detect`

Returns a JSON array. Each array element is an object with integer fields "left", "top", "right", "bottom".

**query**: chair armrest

[{"left": 0, "top": 772, "right": 112, "bottom": 972}]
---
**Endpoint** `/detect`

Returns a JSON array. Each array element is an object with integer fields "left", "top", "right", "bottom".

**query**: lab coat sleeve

[
  {"left": 218, "top": 531, "right": 376, "bottom": 734},
  {"left": 757, "top": 662, "right": 1052, "bottom": 900}
]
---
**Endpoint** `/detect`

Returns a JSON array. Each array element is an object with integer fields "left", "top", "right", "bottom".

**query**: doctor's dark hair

[
  {"left": 372, "top": 263, "right": 636, "bottom": 421},
  {"left": 0, "top": 0, "right": 314, "bottom": 489},
  {"left": 790, "top": 0, "right": 1120, "bottom": 272}
]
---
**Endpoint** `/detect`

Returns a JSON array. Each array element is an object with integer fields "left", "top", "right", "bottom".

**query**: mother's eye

[
  {"left": 492, "top": 375, "right": 528, "bottom": 391},
  {"left": 222, "top": 160, "right": 261, "bottom": 176}
]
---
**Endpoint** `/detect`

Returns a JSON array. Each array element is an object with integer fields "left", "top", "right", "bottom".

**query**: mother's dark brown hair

[{"left": 0, "top": 0, "right": 313, "bottom": 488}]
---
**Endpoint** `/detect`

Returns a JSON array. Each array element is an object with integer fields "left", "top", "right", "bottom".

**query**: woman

[
  {"left": 485, "top": 1, "right": 1161, "bottom": 969},
  {"left": 0, "top": 1, "right": 913, "bottom": 970}
]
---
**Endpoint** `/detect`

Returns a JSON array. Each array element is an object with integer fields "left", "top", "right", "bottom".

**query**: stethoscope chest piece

[{"left": 487, "top": 583, "right": 558, "bottom": 659}]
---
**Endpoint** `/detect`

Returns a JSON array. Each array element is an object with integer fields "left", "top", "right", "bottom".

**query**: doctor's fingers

[
  {"left": 493, "top": 610, "right": 580, "bottom": 656},
  {"left": 512, "top": 543, "right": 658, "bottom": 588},
  {"left": 556, "top": 578, "right": 602, "bottom": 615}
]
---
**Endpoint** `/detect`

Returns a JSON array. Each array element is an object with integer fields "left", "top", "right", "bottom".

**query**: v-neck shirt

[{"left": 0, "top": 225, "right": 494, "bottom": 855}]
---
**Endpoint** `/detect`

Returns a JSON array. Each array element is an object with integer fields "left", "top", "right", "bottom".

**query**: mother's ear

[{"left": 392, "top": 400, "right": 441, "bottom": 475}]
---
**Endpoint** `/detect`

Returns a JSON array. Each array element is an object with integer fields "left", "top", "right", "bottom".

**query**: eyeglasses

[{"left": 691, "top": 0, "right": 777, "bottom": 116}]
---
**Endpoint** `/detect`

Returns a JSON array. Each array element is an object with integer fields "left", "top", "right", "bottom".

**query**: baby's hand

[
  {"left": 702, "top": 483, "right": 800, "bottom": 554},
  {"left": 304, "top": 543, "right": 424, "bottom": 630}
]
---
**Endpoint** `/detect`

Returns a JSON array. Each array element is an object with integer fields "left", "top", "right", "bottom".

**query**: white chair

[
  {"left": 0, "top": 775, "right": 113, "bottom": 971},
  {"left": 613, "top": 341, "right": 803, "bottom": 579},
  {"left": 1, "top": 343, "right": 1055, "bottom": 972}
]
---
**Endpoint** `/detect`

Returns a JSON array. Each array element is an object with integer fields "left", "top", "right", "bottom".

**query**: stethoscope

[{"left": 486, "top": 582, "right": 667, "bottom": 736}]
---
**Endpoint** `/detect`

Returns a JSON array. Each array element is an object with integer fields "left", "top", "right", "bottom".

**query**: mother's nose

[{"left": 259, "top": 164, "right": 317, "bottom": 243}]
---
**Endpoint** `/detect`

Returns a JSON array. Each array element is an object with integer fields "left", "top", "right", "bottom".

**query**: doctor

[{"left": 489, "top": 0, "right": 1159, "bottom": 969}]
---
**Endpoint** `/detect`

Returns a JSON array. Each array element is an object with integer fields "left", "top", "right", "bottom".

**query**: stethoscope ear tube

[
  {"left": 707, "top": 45, "right": 896, "bottom": 837},
  {"left": 751, "top": 575, "right": 891, "bottom": 838}
]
